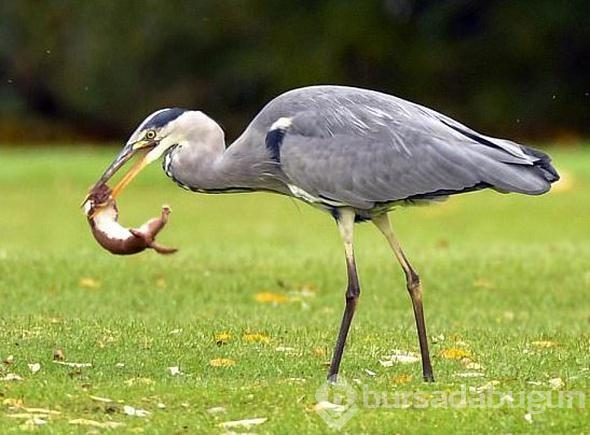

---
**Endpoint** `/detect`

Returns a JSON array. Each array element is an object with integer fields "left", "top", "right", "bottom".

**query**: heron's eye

[{"left": 145, "top": 130, "right": 157, "bottom": 140}]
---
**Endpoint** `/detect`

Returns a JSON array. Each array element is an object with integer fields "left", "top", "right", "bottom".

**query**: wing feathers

[{"left": 268, "top": 100, "right": 556, "bottom": 209}]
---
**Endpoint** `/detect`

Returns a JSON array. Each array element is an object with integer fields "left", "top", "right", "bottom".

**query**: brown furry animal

[{"left": 83, "top": 184, "right": 177, "bottom": 255}]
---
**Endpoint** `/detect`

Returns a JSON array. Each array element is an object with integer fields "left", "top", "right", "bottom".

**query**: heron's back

[{"left": 243, "top": 85, "right": 559, "bottom": 211}]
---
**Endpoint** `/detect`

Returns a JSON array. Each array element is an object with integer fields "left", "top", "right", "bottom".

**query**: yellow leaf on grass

[
  {"left": 254, "top": 292, "right": 289, "bottom": 304},
  {"left": 2, "top": 398, "right": 24, "bottom": 408},
  {"left": 531, "top": 340, "right": 558, "bottom": 348},
  {"left": 242, "top": 333, "right": 270, "bottom": 344},
  {"left": 214, "top": 332, "right": 232, "bottom": 345},
  {"left": 210, "top": 358, "right": 236, "bottom": 368},
  {"left": 79, "top": 277, "right": 100, "bottom": 289},
  {"left": 439, "top": 348, "right": 471, "bottom": 360},
  {"left": 392, "top": 374, "right": 413, "bottom": 384},
  {"left": 124, "top": 377, "right": 155, "bottom": 386},
  {"left": 313, "top": 347, "right": 327, "bottom": 357}
]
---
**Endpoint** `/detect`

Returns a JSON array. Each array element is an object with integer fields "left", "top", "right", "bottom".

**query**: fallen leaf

[
  {"left": 463, "top": 360, "right": 483, "bottom": 370},
  {"left": 3, "top": 355, "right": 14, "bottom": 365},
  {"left": 531, "top": 340, "right": 558, "bottom": 348},
  {"left": 380, "top": 350, "right": 420, "bottom": 366},
  {"left": 439, "top": 348, "right": 471, "bottom": 360},
  {"left": 53, "top": 349, "right": 65, "bottom": 361},
  {"left": 206, "top": 406, "right": 226, "bottom": 414},
  {"left": 28, "top": 363, "right": 41, "bottom": 374},
  {"left": 219, "top": 417, "right": 268, "bottom": 428},
  {"left": 79, "top": 277, "right": 100, "bottom": 289},
  {"left": 2, "top": 373, "right": 23, "bottom": 381},
  {"left": 168, "top": 366, "right": 181, "bottom": 376},
  {"left": 242, "top": 332, "right": 270, "bottom": 344},
  {"left": 214, "top": 332, "right": 231, "bottom": 345},
  {"left": 313, "top": 347, "right": 327, "bottom": 357},
  {"left": 209, "top": 358, "right": 236, "bottom": 368},
  {"left": 290, "top": 283, "right": 317, "bottom": 298},
  {"left": 455, "top": 371, "right": 484, "bottom": 378},
  {"left": 548, "top": 377, "right": 564, "bottom": 389},
  {"left": 392, "top": 374, "right": 413, "bottom": 384},
  {"left": 254, "top": 291, "right": 289, "bottom": 304},
  {"left": 314, "top": 401, "right": 348, "bottom": 413},
  {"left": 53, "top": 361, "right": 92, "bottom": 368},
  {"left": 124, "top": 377, "right": 155, "bottom": 386},
  {"left": 19, "top": 417, "right": 47, "bottom": 429},
  {"left": 69, "top": 418, "right": 125, "bottom": 429},
  {"left": 431, "top": 334, "right": 445, "bottom": 344},
  {"left": 524, "top": 413, "right": 533, "bottom": 424},
  {"left": 123, "top": 405, "right": 150, "bottom": 417},
  {"left": 169, "top": 328, "right": 182, "bottom": 335},
  {"left": 2, "top": 398, "right": 24, "bottom": 407},
  {"left": 157, "top": 403, "right": 166, "bottom": 409},
  {"left": 285, "top": 377, "right": 306, "bottom": 384},
  {"left": 364, "top": 369, "right": 376, "bottom": 377},
  {"left": 89, "top": 395, "right": 113, "bottom": 403}
]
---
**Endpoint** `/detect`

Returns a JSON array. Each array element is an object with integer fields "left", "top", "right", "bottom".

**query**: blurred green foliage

[{"left": 1, "top": 0, "right": 589, "bottom": 142}]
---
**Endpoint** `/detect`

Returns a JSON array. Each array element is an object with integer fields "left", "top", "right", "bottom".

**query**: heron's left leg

[
  {"left": 327, "top": 208, "right": 360, "bottom": 381},
  {"left": 372, "top": 213, "right": 435, "bottom": 382}
]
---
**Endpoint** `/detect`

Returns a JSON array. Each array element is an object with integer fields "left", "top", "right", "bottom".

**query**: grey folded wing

[{"left": 272, "top": 105, "right": 554, "bottom": 210}]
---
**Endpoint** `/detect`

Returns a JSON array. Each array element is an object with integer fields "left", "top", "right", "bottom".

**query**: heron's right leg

[
  {"left": 372, "top": 213, "right": 435, "bottom": 382},
  {"left": 327, "top": 208, "right": 359, "bottom": 381}
]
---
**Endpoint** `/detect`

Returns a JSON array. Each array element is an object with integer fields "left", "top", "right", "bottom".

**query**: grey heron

[{"left": 92, "top": 85, "right": 559, "bottom": 382}]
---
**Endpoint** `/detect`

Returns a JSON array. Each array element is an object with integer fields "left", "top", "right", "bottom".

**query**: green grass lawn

[{"left": 0, "top": 146, "right": 588, "bottom": 433}]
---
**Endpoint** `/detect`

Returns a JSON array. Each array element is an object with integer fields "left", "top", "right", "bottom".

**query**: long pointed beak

[
  {"left": 85, "top": 143, "right": 153, "bottom": 204},
  {"left": 110, "top": 148, "right": 150, "bottom": 198},
  {"left": 94, "top": 145, "right": 137, "bottom": 190}
]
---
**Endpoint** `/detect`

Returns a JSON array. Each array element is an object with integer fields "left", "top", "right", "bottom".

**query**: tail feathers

[
  {"left": 521, "top": 146, "right": 560, "bottom": 183},
  {"left": 442, "top": 119, "right": 560, "bottom": 186},
  {"left": 480, "top": 145, "right": 560, "bottom": 195}
]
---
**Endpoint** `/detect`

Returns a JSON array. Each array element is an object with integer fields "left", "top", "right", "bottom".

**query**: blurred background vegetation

[{"left": 0, "top": 0, "right": 589, "bottom": 144}]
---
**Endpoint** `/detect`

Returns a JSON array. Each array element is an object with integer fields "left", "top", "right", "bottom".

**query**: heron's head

[{"left": 92, "top": 107, "right": 220, "bottom": 199}]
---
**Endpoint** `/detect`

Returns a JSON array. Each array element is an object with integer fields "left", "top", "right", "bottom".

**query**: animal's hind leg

[{"left": 372, "top": 213, "right": 435, "bottom": 382}]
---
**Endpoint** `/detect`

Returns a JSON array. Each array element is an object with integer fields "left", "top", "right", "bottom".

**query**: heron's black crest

[
  {"left": 144, "top": 108, "right": 186, "bottom": 130},
  {"left": 265, "top": 127, "right": 287, "bottom": 162}
]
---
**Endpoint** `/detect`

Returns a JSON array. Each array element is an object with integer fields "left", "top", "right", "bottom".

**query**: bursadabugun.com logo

[{"left": 315, "top": 375, "right": 585, "bottom": 430}]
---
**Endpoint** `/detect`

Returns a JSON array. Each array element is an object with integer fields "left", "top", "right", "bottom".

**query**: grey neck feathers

[{"left": 164, "top": 132, "right": 285, "bottom": 193}]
